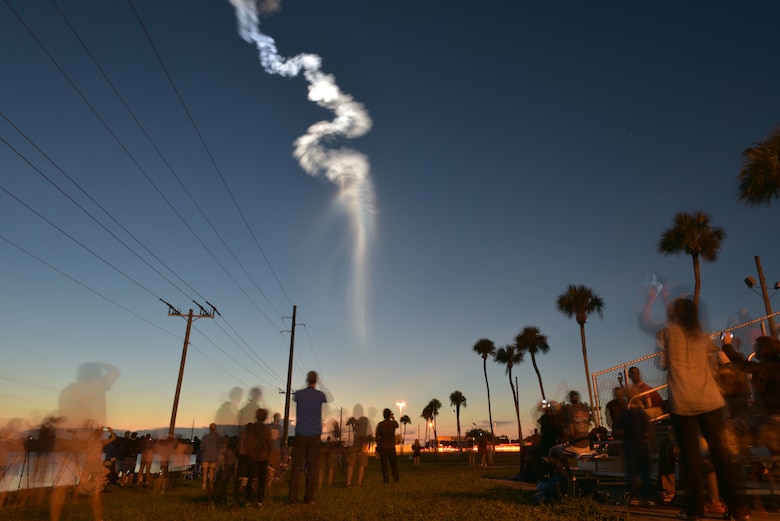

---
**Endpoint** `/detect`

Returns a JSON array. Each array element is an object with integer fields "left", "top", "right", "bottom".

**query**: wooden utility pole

[
  {"left": 281, "top": 305, "right": 297, "bottom": 455},
  {"left": 755, "top": 256, "right": 777, "bottom": 338},
  {"left": 161, "top": 299, "right": 217, "bottom": 438}
]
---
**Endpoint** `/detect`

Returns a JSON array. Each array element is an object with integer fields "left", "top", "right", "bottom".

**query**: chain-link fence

[{"left": 591, "top": 312, "right": 778, "bottom": 428}]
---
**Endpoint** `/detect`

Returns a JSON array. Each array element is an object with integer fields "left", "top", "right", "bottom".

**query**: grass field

[{"left": 0, "top": 452, "right": 628, "bottom": 521}]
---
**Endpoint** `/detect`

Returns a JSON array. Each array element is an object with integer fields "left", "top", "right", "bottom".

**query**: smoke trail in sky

[{"left": 227, "top": 0, "right": 374, "bottom": 334}]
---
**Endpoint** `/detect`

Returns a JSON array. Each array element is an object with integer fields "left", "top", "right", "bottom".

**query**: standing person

[
  {"left": 627, "top": 367, "right": 664, "bottom": 419},
  {"left": 201, "top": 423, "right": 221, "bottom": 495},
  {"left": 137, "top": 433, "right": 154, "bottom": 486},
  {"left": 478, "top": 435, "right": 488, "bottom": 467},
  {"left": 605, "top": 387, "right": 628, "bottom": 447},
  {"left": 154, "top": 435, "right": 174, "bottom": 495},
  {"left": 119, "top": 431, "right": 139, "bottom": 487},
  {"left": 288, "top": 371, "right": 328, "bottom": 505},
  {"left": 345, "top": 405, "right": 370, "bottom": 486},
  {"left": 244, "top": 409, "right": 271, "bottom": 507},
  {"left": 235, "top": 423, "right": 253, "bottom": 502},
  {"left": 659, "top": 297, "right": 750, "bottom": 521},
  {"left": 412, "top": 439, "right": 422, "bottom": 468},
  {"left": 51, "top": 427, "right": 116, "bottom": 521},
  {"left": 375, "top": 408, "right": 399, "bottom": 483},
  {"left": 623, "top": 397, "right": 654, "bottom": 506},
  {"left": 267, "top": 413, "right": 283, "bottom": 478}
]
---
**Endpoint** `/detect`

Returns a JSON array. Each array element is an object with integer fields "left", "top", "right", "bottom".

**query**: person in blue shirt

[{"left": 288, "top": 371, "right": 328, "bottom": 504}]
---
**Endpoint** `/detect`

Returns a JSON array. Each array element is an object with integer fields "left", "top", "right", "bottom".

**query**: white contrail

[{"left": 227, "top": 0, "right": 374, "bottom": 332}]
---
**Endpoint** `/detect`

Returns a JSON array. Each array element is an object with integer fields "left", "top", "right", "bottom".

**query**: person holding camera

[{"left": 375, "top": 408, "right": 400, "bottom": 484}]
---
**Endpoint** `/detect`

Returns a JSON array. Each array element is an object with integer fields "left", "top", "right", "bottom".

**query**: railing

[{"left": 592, "top": 311, "right": 779, "bottom": 428}]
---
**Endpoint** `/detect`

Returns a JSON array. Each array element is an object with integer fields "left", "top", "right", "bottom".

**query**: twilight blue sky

[{"left": 1, "top": 0, "right": 779, "bottom": 440}]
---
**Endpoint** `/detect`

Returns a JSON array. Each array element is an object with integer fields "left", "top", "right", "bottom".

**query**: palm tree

[
  {"left": 657, "top": 210, "right": 726, "bottom": 310},
  {"left": 738, "top": 125, "right": 780, "bottom": 207},
  {"left": 556, "top": 284, "right": 605, "bottom": 423},
  {"left": 421, "top": 405, "right": 433, "bottom": 446},
  {"left": 449, "top": 390, "right": 467, "bottom": 452},
  {"left": 493, "top": 344, "right": 524, "bottom": 445},
  {"left": 425, "top": 399, "right": 442, "bottom": 457},
  {"left": 399, "top": 414, "right": 411, "bottom": 453},
  {"left": 346, "top": 416, "right": 356, "bottom": 446},
  {"left": 472, "top": 338, "right": 497, "bottom": 448},
  {"left": 514, "top": 326, "right": 550, "bottom": 401}
]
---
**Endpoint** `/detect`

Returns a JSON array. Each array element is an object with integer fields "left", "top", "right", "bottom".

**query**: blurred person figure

[
  {"left": 244, "top": 408, "right": 271, "bottom": 507},
  {"left": 118, "top": 431, "right": 139, "bottom": 487},
  {"left": 659, "top": 298, "right": 749, "bottom": 521},
  {"left": 235, "top": 423, "right": 254, "bottom": 501},
  {"left": 51, "top": 427, "right": 116, "bottom": 521},
  {"left": 214, "top": 434, "right": 235, "bottom": 503},
  {"left": 201, "top": 423, "right": 221, "bottom": 495},
  {"left": 137, "top": 433, "right": 154, "bottom": 486},
  {"left": 238, "top": 387, "right": 263, "bottom": 430},
  {"left": 716, "top": 361, "right": 751, "bottom": 420},
  {"left": 605, "top": 386, "right": 628, "bottom": 448},
  {"left": 215, "top": 386, "right": 243, "bottom": 437},
  {"left": 548, "top": 390, "right": 591, "bottom": 478},
  {"left": 318, "top": 437, "right": 339, "bottom": 488},
  {"left": 539, "top": 401, "right": 565, "bottom": 456},
  {"left": 375, "top": 408, "right": 399, "bottom": 483},
  {"left": 623, "top": 394, "right": 654, "bottom": 506},
  {"left": 723, "top": 335, "right": 780, "bottom": 455},
  {"left": 153, "top": 435, "right": 174, "bottom": 495},
  {"left": 657, "top": 438, "right": 679, "bottom": 504},
  {"left": 412, "top": 439, "right": 422, "bottom": 468},
  {"left": 478, "top": 435, "right": 488, "bottom": 467},
  {"left": 723, "top": 335, "right": 780, "bottom": 417},
  {"left": 346, "top": 404, "right": 370, "bottom": 486},
  {"left": 59, "top": 362, "right": 120, "bottom": 430},
  {"left": 267, "top": 412, "right": 283, "bottom": 477},
  {"left": 288, "top": 371, "right": 328, "bottom": 504}
]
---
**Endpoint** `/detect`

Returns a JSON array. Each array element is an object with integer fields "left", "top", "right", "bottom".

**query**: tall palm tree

[
  {"left": 657, "top": 210, "right": 726, "bottom": 310},
  {"left": 472, "top": 338, "right": 497, "bottom": 445},
  {"left": 493, "top": 344, "right": 524, "bottom": 445},
  {"left": 514, "top": 326, "right": 550, "bottom": 401},
  {"left": 449, "top": 390, "right": 467, "bottom": 452},
  {"left": 738, "top": 125, "right": 780, "bottom": 207},
  {"left": 556, "top": 284, "right": 605, "bottom": 423},
  {"left": 399, "top": 414, "right": 411, "bottom": 453},
  {"left": 421, "top": 405, "right": 433, "bottom": 446},
  {"left": 426, "top": 398, "right": 442, "bottom": 457}
]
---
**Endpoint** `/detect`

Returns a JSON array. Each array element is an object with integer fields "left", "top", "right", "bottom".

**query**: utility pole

[
  {"left": 281, "top": 305, "right": 297, "bottom": 456},
  {"left": 161, "top": 299, "right": 218, "bottom": 438},
  {"left": 755, "top": 256, "right": 777, "bottom": 338}
]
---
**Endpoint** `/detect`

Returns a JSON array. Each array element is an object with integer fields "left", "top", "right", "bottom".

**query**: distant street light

[
  {"left": 396, "top": 400, "right": 405, "bottom": 421},
  {"left": 396, "top": 400, "right": 406, "bottom": 453}
]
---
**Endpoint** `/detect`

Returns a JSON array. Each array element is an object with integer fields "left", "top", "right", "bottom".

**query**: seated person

[{"left": 548, "top": 390, "right": 592, "bottom": 477}]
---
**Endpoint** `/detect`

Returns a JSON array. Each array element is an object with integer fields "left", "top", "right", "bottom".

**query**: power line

[
  {"left": 127, "top": 0, "right": 294, "bottom": 310},
  {"left": 6, "top": 0, "right": 285, "bottom": 332}
]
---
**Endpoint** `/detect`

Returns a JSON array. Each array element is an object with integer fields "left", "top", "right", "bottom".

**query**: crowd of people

[
  {"left": 4, "top": 293, "right": 778, "bottom": 520},
  {"left": 516, "top": 292, "right": 779, "bottom": 521},
  {"left": 0, "top": 369, "right": 410, "bottom": 519}
]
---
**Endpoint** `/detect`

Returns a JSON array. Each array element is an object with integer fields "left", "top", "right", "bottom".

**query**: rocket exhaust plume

[{"left": 228, "top": 0, "right": 374, "bottom": 333}]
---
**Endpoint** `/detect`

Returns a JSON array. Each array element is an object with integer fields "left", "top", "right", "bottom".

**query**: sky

[{"left": 2, "top": 0, "right": 780, "bottom": 442}]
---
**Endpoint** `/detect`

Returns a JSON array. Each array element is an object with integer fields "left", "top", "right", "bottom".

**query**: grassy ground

[{"left": 0, "top": 452, "right": 628, "bottom": 521}]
